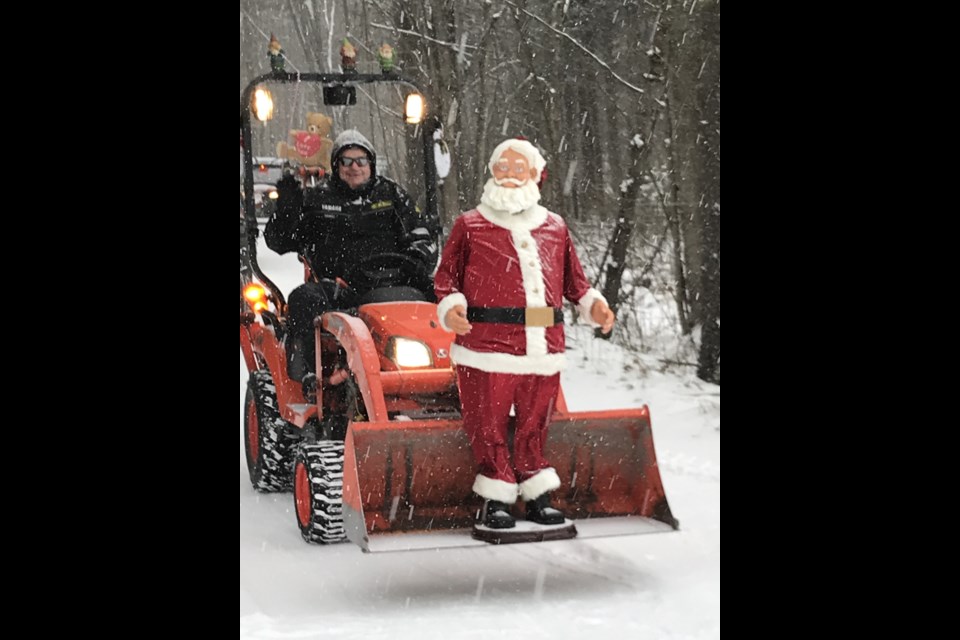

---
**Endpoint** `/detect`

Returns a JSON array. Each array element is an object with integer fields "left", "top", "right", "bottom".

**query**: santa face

[
  {"left": 492, "top": 149, "right": 537, "bottom": 188},
  {"left": 480, "top": 146, "right": 543, "bottom": 213}
]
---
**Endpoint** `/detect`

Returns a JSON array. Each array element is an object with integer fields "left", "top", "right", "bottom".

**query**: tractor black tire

[
  {"left": 293, "top": 441, "right": 347, "bottom": 544},
  {"left": 244, "top": 370, "right": 298, "bottom": 492}
]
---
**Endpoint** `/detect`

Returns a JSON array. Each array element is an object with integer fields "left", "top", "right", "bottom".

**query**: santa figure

[{"left": 435, "top": 138, "right": 616, "bottom": 530}]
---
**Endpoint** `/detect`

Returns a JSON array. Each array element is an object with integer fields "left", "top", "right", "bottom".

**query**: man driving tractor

[{"left": 265, "top": 129, "right": 441, "bottom": 388}]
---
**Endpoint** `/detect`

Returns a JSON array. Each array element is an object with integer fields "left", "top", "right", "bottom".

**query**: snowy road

[{"left": 240, "top": 236, "right": 720, "bottom": 639}]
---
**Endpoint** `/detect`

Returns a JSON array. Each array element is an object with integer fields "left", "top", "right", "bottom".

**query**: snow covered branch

[
  {"left": 370, "top": 22, "right": 478, "bottom": 51},
  {"left": 501, "top": 0, "right": 646, "bottom": 96}
]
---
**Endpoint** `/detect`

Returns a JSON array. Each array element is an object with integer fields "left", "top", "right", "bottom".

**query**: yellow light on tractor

[
  {"left": 389, "top": 337, "right": 432, "bottom": 368},
  {"left": 405, "top": 93, "right": 424, "bottom": 124},
  {"left": 243, "top": 283, "right": 269, "bottom": 313},
  {"left": 253, "top": 87, "right": 274, "bottom": 123}
]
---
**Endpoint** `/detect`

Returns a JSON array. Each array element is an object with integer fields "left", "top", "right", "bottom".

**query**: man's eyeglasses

[{"left": 339, "top": 157, "right": 370, "bottom": 167}]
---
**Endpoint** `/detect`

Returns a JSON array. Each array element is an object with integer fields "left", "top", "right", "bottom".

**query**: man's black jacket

[{"left": 265, "top": 175, "right": 440, "bottom": 295}]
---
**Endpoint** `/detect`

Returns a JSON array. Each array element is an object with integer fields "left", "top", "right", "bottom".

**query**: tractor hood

[{"left": 358, "top": 301, "right": 453, "bottom": 371}]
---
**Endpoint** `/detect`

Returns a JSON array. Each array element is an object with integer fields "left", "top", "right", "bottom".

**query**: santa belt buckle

[{"left": 525, "top": 307, "right": 556, "bottom": 327}]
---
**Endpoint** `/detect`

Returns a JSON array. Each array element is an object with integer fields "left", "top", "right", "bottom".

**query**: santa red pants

[{"left": 456, "top": 365, "right": 562, "bottom": 504}]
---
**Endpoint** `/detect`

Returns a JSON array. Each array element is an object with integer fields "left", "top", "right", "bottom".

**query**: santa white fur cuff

[
  {"left": 437, "top": 293, "right": 468, "bottom": 333},
  {"left": 519, "top": 468, "right": 561, "bottom": 501},
  {"left": 473, "top": 474, "right": 519, "bottom": 503},
  {"left": 577, "top": 288, "right": 607, "bottom": 328}
]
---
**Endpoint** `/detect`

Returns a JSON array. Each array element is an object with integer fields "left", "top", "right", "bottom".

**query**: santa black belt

[{"left": 467, "top": 307, "right": 563, "bottom": 327}]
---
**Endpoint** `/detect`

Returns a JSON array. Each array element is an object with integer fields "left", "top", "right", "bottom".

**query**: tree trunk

[
  {"left": 662, "top": 101, "right": 693, "bottom": 335},
  {"left": 663, "top": 0, "right": 720, "bottom": 380},
  {"left": 694, "top": 2, "right": 721, "bottom": 384},
  {"left": 600, "top": 136, "right": 646, "bottom": 318}
]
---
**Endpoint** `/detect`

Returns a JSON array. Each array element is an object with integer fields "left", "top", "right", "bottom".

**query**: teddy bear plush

[{"left": 276, "top": 112, "right": 333, "bottom": 172}]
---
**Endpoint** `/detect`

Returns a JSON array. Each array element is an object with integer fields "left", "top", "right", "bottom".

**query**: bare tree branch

[
  {"left": 501, "top": 0, "right": 646, "bottom": 96},
  {"left": 370, "top": 22, "right": 478, "bottom": 51}
]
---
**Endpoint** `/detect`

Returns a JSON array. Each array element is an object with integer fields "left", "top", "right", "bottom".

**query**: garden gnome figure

[
  {"left": 268, "top": 34, "right": 285, "bottom": 73},
  {"left": 378, "top": 44, "right": 396, "bottom": 73},
  {"left": 340, "top": 39, "right": 357, "bottom": 73}
]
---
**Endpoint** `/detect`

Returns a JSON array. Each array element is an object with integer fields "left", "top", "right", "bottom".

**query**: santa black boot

[
  {"left": 481, "top": 501, "right": 516, "bottom": 529},
  {"left": 525, "top": 493, "right": 565, "bottom": 525}
]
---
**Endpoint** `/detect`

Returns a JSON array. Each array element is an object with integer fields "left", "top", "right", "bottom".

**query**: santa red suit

[{"left": 435, "top": 153, "right": 606, "bottom": 506}]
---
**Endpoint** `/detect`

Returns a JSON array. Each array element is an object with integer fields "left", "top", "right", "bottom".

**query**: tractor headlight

[
  {"left": 405, "top": 93, "right": 424, "bottom": 125},
  {"left": 252, "top": 87, "right": 274, "bottom": 122},
  {"left": 243, "top": 283, "right": 269, "bottom": 313},
  {"left": 389, "top": 337, "right": 432, "bottom": 368}
]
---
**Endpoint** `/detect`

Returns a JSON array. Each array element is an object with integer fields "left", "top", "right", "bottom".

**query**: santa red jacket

[{"left": 435, "top": 203, "right": 605, "bottom": 375}]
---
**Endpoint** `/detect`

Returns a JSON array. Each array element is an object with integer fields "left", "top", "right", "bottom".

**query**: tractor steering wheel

[{"left": 354, "top": 252, "right": 426, "bottom": 290}]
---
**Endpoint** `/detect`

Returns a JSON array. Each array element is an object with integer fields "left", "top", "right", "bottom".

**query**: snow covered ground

[{"left": 240, "top": 235, "right": 720, "bottom": 639}]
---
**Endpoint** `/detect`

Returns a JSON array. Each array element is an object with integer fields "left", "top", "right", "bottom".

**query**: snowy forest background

[{"left": 239, "top": 0, "right": 720, "bottom": 383}]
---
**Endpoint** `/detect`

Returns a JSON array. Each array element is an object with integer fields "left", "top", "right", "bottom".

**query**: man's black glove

[
  {"left": 272, "top": 175, "right": 302, "bottom": 221},
  {"left": 405, "top": 239, "right": 436, "bottom": 268},
  {"left": 276, "top": 174, "right": 299, "bottom": 195}
]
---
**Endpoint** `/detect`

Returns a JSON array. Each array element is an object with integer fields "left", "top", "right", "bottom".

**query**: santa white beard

[{"left": 480, "top": 178, "right": 541, "bottom": 214}]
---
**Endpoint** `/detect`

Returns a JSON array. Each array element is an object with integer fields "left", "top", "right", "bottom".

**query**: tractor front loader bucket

[{"left": 341, "top": 406, "right": 678, "bottom": 553}]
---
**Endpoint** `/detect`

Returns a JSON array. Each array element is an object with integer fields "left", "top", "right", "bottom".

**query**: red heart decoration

[{"left": 294, "top": 132, "right": 322, "bottom": 159}]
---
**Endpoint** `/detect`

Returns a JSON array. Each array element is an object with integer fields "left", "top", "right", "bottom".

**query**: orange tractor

[{"left": 240, "top": 70, "right": 678, "bottom": 552}]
